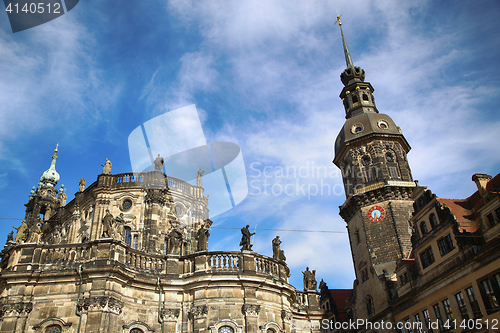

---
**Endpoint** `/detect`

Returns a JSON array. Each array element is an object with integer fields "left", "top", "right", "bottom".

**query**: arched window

[
  {"left": 218, "top": 327, "right": 234, "bottom": 333},
  {"left": 420, "top": 221, "right": 428, "bottom": 235},
  {"left": 362, "top": 155, "right": 371, "bottom": 166},
  {"left": 386, "top": 152, "right": 394, "bottom": 162},
  {"left": 429, "top": 213, "right": 438, "bottom": 229},
  {"left": 125, "top": 227, "right": 132, "bottom": 247},
  {"left": 352, "top": 95, "right": 359, "bottom": 105},
  {"left": 45, "top": 325, "right": 62, "bottom": 333},
  {"left": 267, "top": 329, "right": 276, "bottom": 333},
  {"left": 366, "top": 295, "right": 375, "bottom": 316},
  {"left": 362, "top": 94, "right": 369, "bottom": 101}
]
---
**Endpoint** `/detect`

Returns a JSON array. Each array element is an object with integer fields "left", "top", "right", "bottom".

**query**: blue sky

[{"left": 1, "top": 0, "right": 500, "bottom": 289}]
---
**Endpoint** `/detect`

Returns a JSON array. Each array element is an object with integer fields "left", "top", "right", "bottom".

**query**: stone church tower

[{"left": 332, "top": 17, "right": 416, "bottom": 327}]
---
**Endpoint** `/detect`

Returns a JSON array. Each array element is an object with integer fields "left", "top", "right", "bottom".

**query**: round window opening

[
  {"left": 218, "top": 326, "right": 234, "bottom": 333},
  {"left": 130, "top": 329, "right": 144, "bottom": 333},
  {"left": 378, "top": 120, "right": 389, "bottom": 129},
  {"left": 45, "top": 325, "right": 62, "bottom": 333},
  {"left": 122, "top": 199, "right": 133, "bottom": 211},
  {"left": 351, "top": 124, "right": 364, "bottom": 134}
]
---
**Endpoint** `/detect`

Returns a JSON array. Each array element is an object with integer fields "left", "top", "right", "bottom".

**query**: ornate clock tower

[{"left": 332, "top": 16, "right": 416, "bottom": 324}]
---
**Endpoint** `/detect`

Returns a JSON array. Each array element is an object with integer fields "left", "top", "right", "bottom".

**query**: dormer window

[
  {"left": 420, "top": 221, "right": 428, "bottom": 235},
  {"left": 429, "top": 213, "right": 438, "bottom": 229}
]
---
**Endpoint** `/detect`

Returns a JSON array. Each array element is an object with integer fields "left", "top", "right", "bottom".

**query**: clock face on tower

[{"left": 368, "top": 206, "right": 385, "bottom": 223}]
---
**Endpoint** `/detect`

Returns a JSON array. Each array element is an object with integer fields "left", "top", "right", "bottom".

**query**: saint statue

[
  {"left": 240, "top": 225, "right": 255, "bottom": 251},
  {"left": 167, "top": 228, "right": 183, "bottom": 255},
  {"left": 196, "top": 223, "right": 210, "bottom": 251},
  {"left": 302, "top": 267, "right": 317, "bottom": 291},
  {"left": 272, "top": 236, "right": 281, "bottom": 260},
  {"left": 101, "top": 209, "right": 114, "bottom": 238},
  {"left": 13, "top": 220, "right": 28, "bottom": 244},
  {"left": 196, "top": 168, "right": 205, "bottom": 187},
  {"left": 154, "top": 154, "right": 164, "bottom": 171},
  {"left": 102, "top": 158, "right": 112, "bottom": 174},
  {"left": 79, "top": 177, "right": 86, "bottom": 192}
]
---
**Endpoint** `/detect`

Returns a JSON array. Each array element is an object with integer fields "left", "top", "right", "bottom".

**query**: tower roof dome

[
  {"left": 334, "top": 113, "right": 408, "bottom": 157},
  {"left": 39, "top": 145, "right": 60, "bottom": 187}
]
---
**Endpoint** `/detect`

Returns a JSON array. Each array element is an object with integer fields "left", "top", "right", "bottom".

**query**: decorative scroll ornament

[{"left": 241, "top": 304, "right": 260, "bottom": 317}]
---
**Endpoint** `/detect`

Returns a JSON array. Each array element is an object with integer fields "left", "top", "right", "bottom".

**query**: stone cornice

[{"left": 340, "top": 185, "right": 414, "bottom": 222}]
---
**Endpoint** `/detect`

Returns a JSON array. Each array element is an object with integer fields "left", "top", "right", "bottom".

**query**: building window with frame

[
  {"left": 133, "top": 235, "right": 138, "bottom": 249},
  {"left": 465, "top": 286, "right": 482, "bottom": 318},
  {"left": 442, "top": 298, "right": 454, "bottom": 321},
  {"left": 429, "top": 213, "right": 438, "bottom": 229},
  {"left": 365, "top": 169, "right": 374, "bottom": 182},
  {"left": 437, "top": 234, "right": 455, "bottom": 256},
  {"left": 432, "top": 304, "right": 444, "bottom": 332},
  {"left": 422, "top": 309, "right": 433, "bottom": 333},
  {"left": 125, "top": 227, "right": 132, "bottom": 247},
  {"left": 478, "top": 273, "right": 500, "bottom": 314},
  {"left": 413, "top": 313, "right": 423, "bottom": 333},
  {"left": 389, "top": 166, "right": 399, "bottom": 179},
  {"left": 420, "top": 246, "right": 435, "bottom": 269},
  {"left": 219, "top": 327, "right": 235, "bottom": 333},
  {"left": 487, "top": 213, "right": 497, "bottom": 227},
  {"left": 454, "top": 292, "right": 469, "bottom": 320},
  {"left": 420, "top": 222, "right": 428, "bottom": 236}
]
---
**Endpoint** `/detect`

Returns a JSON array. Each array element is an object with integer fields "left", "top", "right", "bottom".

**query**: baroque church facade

[
  {"left": 320, "top": 16, "right": 500, "bottom": 333},
  {"left": 0, "top": 148, "right": 323, "bottom": 333}
]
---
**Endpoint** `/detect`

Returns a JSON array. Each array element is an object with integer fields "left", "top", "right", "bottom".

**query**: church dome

[
  {"left": 334, "top": 112, "right": 405, "bottom": 157},
  {"left": 39, "top": 147, "right": 60, "bottom": 187}
]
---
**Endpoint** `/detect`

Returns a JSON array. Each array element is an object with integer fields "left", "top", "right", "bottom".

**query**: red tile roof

[{"left": 329, "top": 289, "right": 353, "bottom": 321}]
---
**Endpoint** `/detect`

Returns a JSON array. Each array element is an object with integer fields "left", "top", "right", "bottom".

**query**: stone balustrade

[
  {"left": 1, "top": 240, "right": 289, "bottom": 283},
  {"left": 96, "top": 172, "right": 192, "bottom": 194}
]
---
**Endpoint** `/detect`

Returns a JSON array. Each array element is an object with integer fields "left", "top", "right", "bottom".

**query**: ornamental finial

[
  {"left": 55, "top": 143, "right": 59, "bottom": 153},
  {"left": 335, "top": 12, "right": 354, "bottom": 69}
]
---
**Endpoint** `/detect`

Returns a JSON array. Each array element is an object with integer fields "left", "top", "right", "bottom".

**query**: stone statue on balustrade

[
  {"left": 13, "top": 220, "right": 28, "bottom": 244},
  {"left": 102, "top": 158, "right": 112, "bottom": 174},
  {"left": 167, "top": 228, "right": 184, "bottom": 255},
  {"left": 79, "top": 177, "right": 86, "bottom": 192},
  {"left": 240, "top": 225, "right": 255, "bottom": 251},
  {"left": 101, "top": 209, "right": 115, "bottom": 238},
  {"left": 196, "top": 221, "right": 211, "bottom": 252},
  {"left": 196, "top": 168, "right": 204, "bottom": 187},
  {"left": 113, "top": 213, "right": 125, "bottom": 241},
  {"left": 154, "top": 154, "right": 164, "bottom": 171},
  {"left": 27, "top": 222, "right": 43, "bottom": 244},
  {"left": 59, "top": 185, "right": 67, "bottom": 206},
  {"left": 302, "top": 267, "right": 317, "bottom": 291},
  {"left": 272, "top": 236, "right": 286, "bottom": 261}
]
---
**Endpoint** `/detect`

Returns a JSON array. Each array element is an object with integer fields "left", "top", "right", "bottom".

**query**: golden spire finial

[
  {"left": 54, "top": 143, "right": 59, "bottom": 153},
  {"left": 335, "top": 12, "right": 343, "bottom": 26}
]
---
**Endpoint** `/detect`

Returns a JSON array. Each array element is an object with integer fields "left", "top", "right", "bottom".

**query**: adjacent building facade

[{"left": 0, "top": 148, "right": 323, "bottom": 333}]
